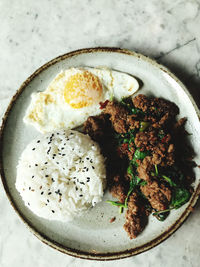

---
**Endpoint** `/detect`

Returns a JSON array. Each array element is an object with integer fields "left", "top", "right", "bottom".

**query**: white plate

[{"left": 1, "top": 48, "right": 200, "bottom": 260}]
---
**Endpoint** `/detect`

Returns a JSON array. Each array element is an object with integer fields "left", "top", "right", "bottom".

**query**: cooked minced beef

[{"left": 84, "top": 94, "right": 195, "bottom": 239}]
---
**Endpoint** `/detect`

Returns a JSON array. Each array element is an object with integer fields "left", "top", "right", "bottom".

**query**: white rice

[{"left": 15, "top": 130, "right": 106, "bottom": 221}]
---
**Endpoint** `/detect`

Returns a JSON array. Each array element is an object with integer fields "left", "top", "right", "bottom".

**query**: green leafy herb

[
  {"left": 155, "top": 165, "right": 158, "bottom": 176},
  {"left": 131, "top": 108, "right": 145, "bottom": 115},
  {"left": 124, "top": 178, "right": 135, "bottom": 208},
  {"left": 120, "top": 98, "right": 144, "bottom": 116},
  {"left": 162, "top": 175, "right": 176, "bottom": 187},
  {"left": 153, "top": 209, "right": 170, "bottom": 221},
  {"left": 124, "top": 171, "right": 147, "bottom": 207},
  {"left": 127, "top": 164, "right": 134, "bottom": 175},
  {"left": 153, "top": 187, "right": 191, "bottom": 221},
  {"left": 140, "top": 180, "right": 147, "bottom": 186},
  {"left": 109, "top": 91, "right": 114, "bottom": 101},
  {"left": 153, "top": 208, "right": 172, "bottom": 216},
  {"left": 106, "top": 200, "right": 125, "bottom": 208},
  {"left": 134, "top": 149, "right": 149, "bottom": 160},
  {"left": 170, "top": 187, "right": 191, "bottom": 209},
  {"left": 119, "top": 206, "right": 123, "bottom": 214},
  {"left": 139, "top": 121, "right": 150, "bottom": 132}
]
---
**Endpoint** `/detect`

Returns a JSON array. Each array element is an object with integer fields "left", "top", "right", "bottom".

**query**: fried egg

[{"left": 24, "top": 67, "right": 139, "bottom": 133}]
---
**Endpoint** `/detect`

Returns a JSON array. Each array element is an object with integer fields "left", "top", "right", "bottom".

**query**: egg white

[{"left": 24, "top": 67, "right": 139, "bottom": 133}]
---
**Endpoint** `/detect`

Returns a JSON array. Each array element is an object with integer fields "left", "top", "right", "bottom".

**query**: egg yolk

[{"left": 64, "top": 71, "right": 103, "bottom": 109}]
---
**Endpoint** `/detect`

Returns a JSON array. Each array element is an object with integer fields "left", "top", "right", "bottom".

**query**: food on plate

[
  {"left": 84, "top": 94, "right": 195, "bottom": 239},
  {"left": 15, "top": 130, "right": 106, "bottom": 221},
  {"left": 24, "top": 67, "right": 139, "bottom": 133}
]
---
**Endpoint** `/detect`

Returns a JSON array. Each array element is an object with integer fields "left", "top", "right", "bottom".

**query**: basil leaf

[
  {"left": 134, "top": 149, "right": 149, "bottom": 160},
  {"left": 170, "top": 187, "right": 191, "bottom": 209}
]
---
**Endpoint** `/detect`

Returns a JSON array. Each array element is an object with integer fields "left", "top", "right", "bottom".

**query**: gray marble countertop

[{"left": 0, "top": 0, "right": 200, "bottom": 266}]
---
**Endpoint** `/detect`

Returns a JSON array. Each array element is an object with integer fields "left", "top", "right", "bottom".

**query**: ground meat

[
  {"left": 110, "top": 183, "right": 127, "bottom": 203},
  {"left": 135, "top": 131, "right": 158, "bottom": 151},
  {"left": 124, "top": 193, "right": 148, "bottom": 239},
  {"left": 103, "top": 101, "right": 128, "bottom": 133},
  {"left": 83, "top": 94, "right": 194, "bottom": 239},
  {"left": 133, "top": 94, "right": 179, "bottom": 128},
  {"left": 84, "top": 114, "right": 111, "bottom": 142},
  {"left": 117, "top": 143, "right": 135, "bottom": 160},
  {"left": 132, "top": 94, "right": 150, "bottom": 112},
  {"left": 135, "top": 131, "right": 175, "bottom": 166},
  {"left": 140, "top": 181, "right": 172, "bottom": 211},
  {"left": 127, "top": 115, "right": 140, "bottom": 130},
  {"left": 110, "top": 217, "right": 116, "bottom": 223},
  {"left": 137, "top": 156, "right": 153, "bottom": 181}
]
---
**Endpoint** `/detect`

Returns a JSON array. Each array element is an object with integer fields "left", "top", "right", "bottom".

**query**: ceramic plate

[{"left": 1, "top": 48, "right": 200, "bottom": 260}]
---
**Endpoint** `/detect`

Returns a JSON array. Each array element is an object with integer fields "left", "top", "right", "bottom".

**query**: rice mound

[{"left": 16, "top": 130, "right": 106, "bottom": 221}]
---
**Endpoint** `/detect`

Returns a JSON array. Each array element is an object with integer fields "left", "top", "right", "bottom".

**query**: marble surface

[{"left": 0, "top": 0, "right": 200, "bottom": 266}]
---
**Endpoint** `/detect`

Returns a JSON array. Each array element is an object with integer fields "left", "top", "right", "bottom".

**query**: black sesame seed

[
  {"left": 90, "top": 160, "right": 93, "bottom": 163},
  {"left": 48, "top": 192, "right": 52, "bottom": 195},
  {"left": 32, "top": 176, "right": 34, "bottom": 178},
  {"left": 52, "top": 178, "right": 55, "bottom": 182},
  {"left": 45, "top": 162, "right": 48, "bottom": 165},
  {"left": 37, "top": 140, "right": 40, "bottom": 143},
  {"left": 29, "top": 187, "right": 31, "bottom": 190},
  {"left": 86, "top": 168, "right": 89, "bottom": 171},
  {"left": 35, "top": 164, "right": 38, "bottom": 166},
  {"left": 92, "top": 166, "right": 95, "bottom": 169},
  {"left": 80, "top": 182, "right": 85, "bottom": 185},
  {"left": 53, "top": 154, "right": 56, "bottom": 156},
  {"left": 59, "top": 193, "right": 62, "bottom": 196},
  {"left": 52, "top": 210, "right": 55, "bottom": 213},
  {"left": 48, "top": 142, "right": 51, "bottom": 144},
  {"left": 47, "top": 199, "right": 49, "bottom": 203},
  {"left": 56, "top": 162, "right": 59, "bottom": 164},
  {"left": 79, "top": 195, "right": 83, "bottom": 197},
  {"left": 75, "top": 187, "right": 78, "bottom": 191},
  {"left": 61, "top": 147, "right": 64, "bottom": 150},
  {"left": 62, "top": 154, "right": 66, "bottom": 156},
  {"left": 41, "top": 191, "right": 44, "bottom": 195},
  {"left": 32, "top": 148, "right": 35, "bottom": 151},
  {"left": 28, "top": 202, "right": 30, "bottom": 206},
  {"left": 86, "top": 157, "right": 89, "bottom": 160},
  {"left": 45, "top": 175, "right": 49, "bottom": 177}
]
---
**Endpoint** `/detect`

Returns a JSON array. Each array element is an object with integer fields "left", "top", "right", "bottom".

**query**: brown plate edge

[{"left": 0, "top": 47, "right": 200, "bottom": 260}]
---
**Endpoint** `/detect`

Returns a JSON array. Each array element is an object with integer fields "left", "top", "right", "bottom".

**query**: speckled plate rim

[{"left": 0, "top": 47, "right": 200, "bottom": 261}]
